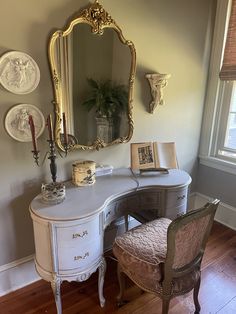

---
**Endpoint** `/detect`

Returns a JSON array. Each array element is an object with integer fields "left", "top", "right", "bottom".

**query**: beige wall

[{"left": 0, "top": 0, "right": 214, "bottom": 266}]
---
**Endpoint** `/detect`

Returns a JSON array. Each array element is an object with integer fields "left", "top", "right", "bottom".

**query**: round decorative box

[
  {"left": 72, "top": 160, "right": 96, "bottom": 186},
  {"left": 41, "top": 182, "right": 66, "bottom": 205}
]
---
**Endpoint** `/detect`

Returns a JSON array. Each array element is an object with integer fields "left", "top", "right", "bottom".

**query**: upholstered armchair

[{"left": 113, "top": 199, "right": 220, "bottom": 314}]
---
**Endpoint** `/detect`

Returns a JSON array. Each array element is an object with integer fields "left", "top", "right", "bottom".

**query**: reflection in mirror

[{"left": 49, "top": 0, "right": 136, "bottom": 151}]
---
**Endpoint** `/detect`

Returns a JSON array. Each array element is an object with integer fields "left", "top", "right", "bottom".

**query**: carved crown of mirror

[{"left": 48, "top": 0, "right": 136, "bottom": 151}]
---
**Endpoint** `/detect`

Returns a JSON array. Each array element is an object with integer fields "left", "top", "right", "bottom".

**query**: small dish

[
  {"left": 5, "top": 103, "right": 45, "bottom": 142},
  {"left": 0, "top": 51, "right": 40, "bottom": 94}
]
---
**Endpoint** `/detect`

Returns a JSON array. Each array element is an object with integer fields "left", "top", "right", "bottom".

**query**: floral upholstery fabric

[{"left": 113, "top": 217, "right": 200, "bottom": 296}]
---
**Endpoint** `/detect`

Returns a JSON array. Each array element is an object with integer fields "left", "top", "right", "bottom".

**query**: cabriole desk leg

[
  {"left": 51, "top": 275, "right": 62, "bottom": 314},
  {"left": 98, "top": 257, "right": 107, "bottom": 307}
]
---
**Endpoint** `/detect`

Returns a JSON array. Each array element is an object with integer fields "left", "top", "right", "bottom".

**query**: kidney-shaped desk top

[{"left": 30, "top": 167, "right": 191, "bottom": 221}]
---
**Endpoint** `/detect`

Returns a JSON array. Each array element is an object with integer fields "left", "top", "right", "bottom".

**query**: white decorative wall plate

[
  {"left": 0, "top": 51, "right": 40, "bottom": 94},
  {"left": 5, "top": 104, "right": 45, "bottom": 142}
]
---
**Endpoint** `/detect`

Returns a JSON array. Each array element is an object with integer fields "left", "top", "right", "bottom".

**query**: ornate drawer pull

[
  {"left": 177, "top": 195, "right": 186, "bottom": 200},
  {"left": 72, "top": 230, "right": 88, "bottom": 239},
  {"left": 74, "top": 252, "right": 89, "bottom": 261}
]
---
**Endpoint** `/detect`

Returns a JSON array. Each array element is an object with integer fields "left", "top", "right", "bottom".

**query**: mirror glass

[{"left": 48, "top": 1, "right": 136, "bottom": 150}]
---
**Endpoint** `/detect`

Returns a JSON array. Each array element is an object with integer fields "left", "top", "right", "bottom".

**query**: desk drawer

[
  {"left": 104, "top": 198, "right": 130, "bottom": 226},
  {"left": 57, "top": 239, "right": 102, "bottom": 273},
  {"left": 104, "top": 202, "right": 117, "bottom": 226},
  {"left": 56, "top": 218, "right": 99, "bottom": 246},
  {"left": 166, "top": 187, "right": 188, "bottom": 208}
]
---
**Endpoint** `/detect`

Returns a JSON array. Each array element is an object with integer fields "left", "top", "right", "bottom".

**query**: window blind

[{"left": 220, "top": 0, "right": 236, "bottom": 80}]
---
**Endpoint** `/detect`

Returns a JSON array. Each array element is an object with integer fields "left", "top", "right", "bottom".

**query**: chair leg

[
  {"left": 193, "top": 277, "right": 201, "bottom": 314},
  {"left": 162, "top": 298, "right": 170, "bottom": 314},
  {"left": 116, "top": 263, "right": 127, "bottom": 306}
]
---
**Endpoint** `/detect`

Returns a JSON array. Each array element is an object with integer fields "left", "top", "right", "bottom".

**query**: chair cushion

[{"left": 113, "top": 217, "right": 200, "bottom": 296}]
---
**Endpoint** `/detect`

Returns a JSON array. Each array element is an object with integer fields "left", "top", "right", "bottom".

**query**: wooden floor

[{"left": 1, "top": 222, "right": 236, "bottom": 314}]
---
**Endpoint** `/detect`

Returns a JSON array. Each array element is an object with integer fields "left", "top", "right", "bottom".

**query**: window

[
  {"left": 216, "top": 81, "right": 236, "bottom": 162},
  {"left": 217, "top": 81, "right": 236, "bottom": 159},
  {"left": 199, "top": 0, "right": 236, "bottom": 174}
]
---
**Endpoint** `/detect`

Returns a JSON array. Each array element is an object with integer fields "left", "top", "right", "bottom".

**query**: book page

[
  {"left": 154, "top": 142, "right": 178, "bottom": 169},
  {"left": 130, "top": 142, "right": 155, "bottom": 169}
]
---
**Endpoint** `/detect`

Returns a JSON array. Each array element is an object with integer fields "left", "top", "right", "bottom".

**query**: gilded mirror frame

[{"left": 48, "top": 0, "right": 136, "bottom": 151}]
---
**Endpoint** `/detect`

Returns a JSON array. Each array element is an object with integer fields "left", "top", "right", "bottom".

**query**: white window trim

[
  {"left": 198, "top": 0, "right": 236, "bottom": 174},
  {"left": 215, "top": 81, "right": 233, "bottom": 156}
]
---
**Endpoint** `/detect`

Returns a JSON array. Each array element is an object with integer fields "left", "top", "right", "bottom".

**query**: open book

[{"left": 130, "top": 142, "right": 178, "bottom": 171}]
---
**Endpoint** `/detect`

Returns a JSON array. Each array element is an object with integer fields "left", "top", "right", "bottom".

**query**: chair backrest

[{"left": 163, "top": 200, "right": 220, "bottom": 281}]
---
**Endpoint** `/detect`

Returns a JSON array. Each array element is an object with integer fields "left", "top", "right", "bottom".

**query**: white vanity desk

[{"left": 29, "top": 168, "right": 191, "bottom": 314}]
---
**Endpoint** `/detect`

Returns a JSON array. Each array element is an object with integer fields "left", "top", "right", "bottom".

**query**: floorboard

[{"left": 0, "top": 222, "right": 236, "bottom": 314}]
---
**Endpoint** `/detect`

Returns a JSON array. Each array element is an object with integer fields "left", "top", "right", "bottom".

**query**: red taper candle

[{"left": 28, "top": 115, "right": 37, "bottom": 152}]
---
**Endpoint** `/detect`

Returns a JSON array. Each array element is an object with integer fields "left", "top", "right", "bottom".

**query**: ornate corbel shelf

[{"left": 146, "top": 73, "right": 171, "bottom": 113}]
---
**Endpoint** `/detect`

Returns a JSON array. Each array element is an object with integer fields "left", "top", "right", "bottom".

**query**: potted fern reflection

[{"left": 81, "top": 78, "right": 129, "bottom": 142}]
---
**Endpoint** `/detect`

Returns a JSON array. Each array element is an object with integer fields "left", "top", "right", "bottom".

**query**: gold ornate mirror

[{"left": 48, "top": 0, "right": 136, "bottom": 151}]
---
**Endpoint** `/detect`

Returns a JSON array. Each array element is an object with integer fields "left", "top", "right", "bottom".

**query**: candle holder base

[{"left": 41, "top": 182, "right": 66, "bottom": 205}]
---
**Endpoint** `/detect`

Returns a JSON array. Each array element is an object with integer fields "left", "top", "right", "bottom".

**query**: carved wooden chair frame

[{"left": 116, "top": 199, "right": 220, "bottom": 314}]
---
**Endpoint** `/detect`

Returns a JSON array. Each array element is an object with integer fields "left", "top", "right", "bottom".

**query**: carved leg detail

[
  {"left": 98, "top": 257, "right": 106, "bottom": 307},
  {"left": 51, "top": 276, "right": 62, "bottom": 314},
  {"left": 193, "top": 276, "right": 201, "bottom": 314}
]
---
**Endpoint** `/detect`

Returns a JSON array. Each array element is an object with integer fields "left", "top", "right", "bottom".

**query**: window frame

[
  {"left": 214, "top": 81, "right": 235, "bottom": 158},
  {"left": 198, "top": 0, "right": 236, "bottom": 174}
]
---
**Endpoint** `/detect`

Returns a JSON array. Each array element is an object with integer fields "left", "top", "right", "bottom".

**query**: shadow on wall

[
  {"left": 136, "top": 65, "right": 157, "bottom": 113},
  {"left": 26, "top": 0, "right": 90, "bottom": 116},
  {"left": 10, "top": 176, "right": 44, "bottom": 260}
]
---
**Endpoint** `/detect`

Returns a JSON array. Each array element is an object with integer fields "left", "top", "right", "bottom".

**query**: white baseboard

[
  {"left": 1, "top": 195, "right": 236, "bottom": 297},
  {"left": 189, "top": 192, "right": 236, "bottom": 231},
  {"left": 0, "top": 255, "right": 39, "bottom": 297}
]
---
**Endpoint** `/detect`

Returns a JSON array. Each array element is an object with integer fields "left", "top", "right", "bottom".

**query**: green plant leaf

[{"left": 81, "top": 78, "right": 128, "bottom": 117}]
